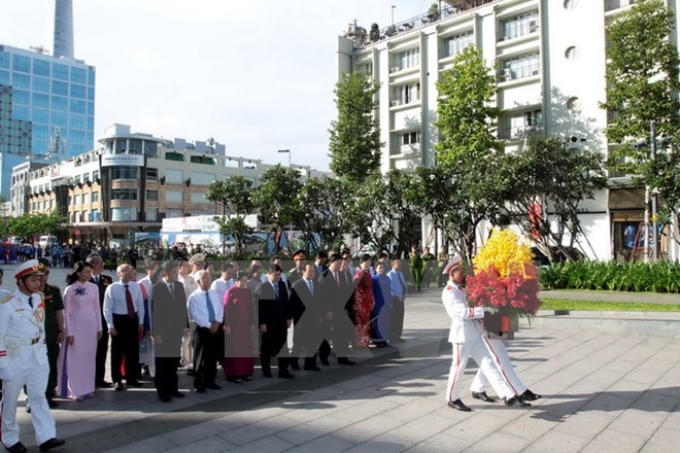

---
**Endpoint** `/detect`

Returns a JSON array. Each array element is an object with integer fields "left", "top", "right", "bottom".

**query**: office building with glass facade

[{"left": 0, "top": 44, "right": 95, "bottom": 197}]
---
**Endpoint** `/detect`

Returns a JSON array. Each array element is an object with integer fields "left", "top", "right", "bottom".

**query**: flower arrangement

[{"left": 466, "top": 228, "right": 542, "bottom": 332}]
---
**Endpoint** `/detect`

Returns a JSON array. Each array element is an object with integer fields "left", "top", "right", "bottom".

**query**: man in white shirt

[
  {"left": 210, "top": 262, "right": 235, "bottom": 303},
  {"left": 103, "top": 264, "right": 145, "bottom": 391},
  {"left": 137, "top": 260, "right": 157, "bottom": 298},
  {"left": 187, "top": 270, "right": 224, "bottom": 393}
]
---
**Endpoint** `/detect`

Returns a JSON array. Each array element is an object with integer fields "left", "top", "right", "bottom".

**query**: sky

[{"left": 0, "top": 0, "right": 436, "bottom": 171}]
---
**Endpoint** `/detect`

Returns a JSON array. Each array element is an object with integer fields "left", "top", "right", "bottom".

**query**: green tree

[
  {"left": 601, "top": 0, "right": 680, "bottom": 227},
  {"left": 205, "top": 176, "right": 255, "bottom": 254},
  {"left": 329, "top": 71, "right": 383, "bottom": 183},
  {"left": 502, "top": 138, "right": 607, "bottom": 261},
  {"left": 9, "top": 210, "right": 68, "bottom": 240},
  {"left": 252, "top": 165, "right": 302, "bottom": 254},
  {"left": 433, "top": 46, "right": 507, "bottom": 258}
]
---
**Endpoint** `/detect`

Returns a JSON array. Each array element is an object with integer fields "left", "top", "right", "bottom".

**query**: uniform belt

[
  {"left": 5, "top": 336, "right": 41, "bottom": 347},
  {"left": 31, "top": 337, "right": 40, "bottom": 345}
]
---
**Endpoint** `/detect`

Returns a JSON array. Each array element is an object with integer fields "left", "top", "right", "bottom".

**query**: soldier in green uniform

[
  {"left": 37, "top": 258, "right": 65, "bottom": 408},
  {"left": 409, "top": 245, "right": 424, "bottom": 292},
  {"left": 421, "top": 246, "right": 436, "bottom": 287}
]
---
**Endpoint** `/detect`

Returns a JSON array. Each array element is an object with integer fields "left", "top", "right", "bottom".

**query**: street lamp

[
  {"left": 278, "top": 149, "right": 292, "bottom": 167},
  {"left": 391, "top": 5, "right": 396, "bottom": 26},
  {"left": 123, "top": 209, "right": 133, "bottom": 247}
]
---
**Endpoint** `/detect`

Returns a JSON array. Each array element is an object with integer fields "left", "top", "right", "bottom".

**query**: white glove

[
  {"left": 484, "top": 307, "right": 498, "bottom": 315},
  {"left": 0, "top": 368, "right": 14, "bottom": 382}
]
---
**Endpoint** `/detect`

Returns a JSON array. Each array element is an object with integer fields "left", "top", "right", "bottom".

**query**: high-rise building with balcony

[
  {"left": 0, "top": 0, "right": 95, "bottom": 198},
  {"left": 338, "top": 0, "right": 680, "bottom": 261}
]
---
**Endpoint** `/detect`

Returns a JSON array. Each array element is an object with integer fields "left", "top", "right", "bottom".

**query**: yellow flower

[{"left": 473, "top": 228, "right": 534, "bottom": 279}]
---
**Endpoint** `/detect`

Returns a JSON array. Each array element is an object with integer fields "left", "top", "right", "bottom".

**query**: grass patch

[{"left": 540, "top": 299, "right": 680, "bottom": 312}]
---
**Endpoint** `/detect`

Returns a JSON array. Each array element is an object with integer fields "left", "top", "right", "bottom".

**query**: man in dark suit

[
  {"left": 86, "top": 253, "right": 114, "bottom": 388},
  {"left": 289, "top": 263, "right": 324, "bottom": 371},
  {"left": 152, "top": 261, "right": 188, "bottom": 403},
  {"left": 255, "top": 264, "right": 294, "bottom": 379},
  {"left": 318, "top": 254, "right": 356, "bottom": 366}
]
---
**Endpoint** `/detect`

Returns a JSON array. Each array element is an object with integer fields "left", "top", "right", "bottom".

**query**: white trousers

[
  {"left": 471, "top": 336, "right": 527, "bottom": 396},
  {"left": 445, "top": 336, "right": 514, "bottom": 403},
  {"left": 1, "top": 360, "right": 56, "bottom": 447}
]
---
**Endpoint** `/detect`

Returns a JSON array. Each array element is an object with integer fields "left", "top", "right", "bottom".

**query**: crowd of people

[{"left": 0, "top": 243, "right": 543, "bottom": 452}]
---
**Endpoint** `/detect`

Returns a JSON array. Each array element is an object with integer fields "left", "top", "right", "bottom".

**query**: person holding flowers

[
  {"left": 466, "top": 228, "right": 542, "bottom": 404},
  {"left": 441, "top": 254, "right": 530, "bottom": 412}
]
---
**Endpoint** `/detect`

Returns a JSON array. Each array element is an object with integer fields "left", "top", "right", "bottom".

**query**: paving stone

[
  {"left": 286, "top": 434, "right": 356, "bottom": 453},
  {"left": 580, "top": 427, "right": 648, "bottom": 453}
]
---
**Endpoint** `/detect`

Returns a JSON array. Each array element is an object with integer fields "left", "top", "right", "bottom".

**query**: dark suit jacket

[
  {"left": 151, "top": 280, "right": 188, "bottom": 357},
  {"left": 91, "top": 274, "right": 113, "bottom": 308},
  {"left": 290, "top": 278, "right": 323, "bottom": 326},
  {"left": 319, "top": 270, "right": 349, "bottom": 316},
  {"left": 255, "top": 280, "right": 291, "bottom": 331}
]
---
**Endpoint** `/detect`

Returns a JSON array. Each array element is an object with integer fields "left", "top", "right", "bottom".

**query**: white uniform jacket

[
  {"left": 0, "top": 289, "right": 48, "bottom": 370},
  {"left": 441, "top": 283, "right": 485, "bottom": 344}
]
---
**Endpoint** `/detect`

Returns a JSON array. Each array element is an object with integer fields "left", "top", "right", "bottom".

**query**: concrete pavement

[{"left": 2, "top": 263, "right": 679, "bottom": 452}]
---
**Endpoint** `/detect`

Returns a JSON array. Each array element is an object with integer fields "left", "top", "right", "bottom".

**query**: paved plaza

[{"left": 2, "top": 263, "right": 679, "bottom": 452}]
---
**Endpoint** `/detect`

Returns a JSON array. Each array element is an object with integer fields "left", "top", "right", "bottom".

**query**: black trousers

[
  {"left": 193, "top": 326, "right": 218, "bottom": 389},
  {"left": 260, "top": 328, "right": 288, "bottom": 373},
  {"left": 155, "top": 357, "right": 180, "bottom": 398},
  {"left": 111, "top": 314, "right": 140, "bottom": 384},
  {"left": 318, "top": 314, "right": 351, "bottom": 362},
  {"left": 96, "top": 317, "right": 109, "bottom": 384},
  {"left": 391, "top": 297, "right": 405, "bottom": 340},
  {"left": 46, "top": 342, "right": 60, "bottom": 398}
]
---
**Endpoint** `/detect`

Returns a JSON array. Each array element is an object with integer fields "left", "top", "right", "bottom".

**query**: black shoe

[
  {"left": 278, "top": 370, "right": 296, "bottom": 379},
  {"left": 448, "top": 399, "right": 471, "bottom": 412},
  {"left": 304, "top": 365, "right": 322, "bottom": 372},
  {"left": 186, "top": 369, "right": 195, "bottom": 376},
  {"left": 472, "top": 391, "right": 497, "bottom": 403},
  {"left": 319, "top": 358, "right": 330, "bottom": 366},
  {"left": 505, "top": 396, "right": 531, "bottom": 408},
  {"left": 96, "top": 381, "right": 113, "bottom": 388},
  {"left": 520, "top": 389, "right": 542, "bottom": 402},
  {"left": 338, "top": 358, "right": 356, "bottom": 366},
  {"left": 194, "top": 386, "right": 206, "bottom": 393},
  {"left": 114, "top": 382, "right": 125, "bottom": 392},
  {"left": 47, "top": 399, "right": 59, "bottom": 409},
  {"left": 290, "top": 361, "right": 300, "bottom": 371},
  {"left": 38, "top": 438, "right": 65, "bottom": 452},
  {"left": 233, "top": 378, "right": 243, "bottom": 383},
  {"left": 127, "top": 380, "right": 143, "bottom": 388},
  {"left": 262, "top": 369, "right": 273, "bottom": 378},
  {"left": 170, "top": 391, "right": 185, "bottom": 398},
  {"left": 206, "top": 383, "right": 222, "bottom": 390},
  {"left": 5, "top": 442, "right": 27, "bottom": 453},
  {"left": 159, "top": 395, "right": 172, "bottom": 403}
]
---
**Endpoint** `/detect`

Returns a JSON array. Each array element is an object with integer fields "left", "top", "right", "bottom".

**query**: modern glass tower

[{"left": 0, "top": 1, "right": 95, "bottom": 197}]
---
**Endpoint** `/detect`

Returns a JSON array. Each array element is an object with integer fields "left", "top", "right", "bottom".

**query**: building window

[
  {"left": 110, "top": 167, "right": 138, "bottom": 180},
  {"left": 165, "top": 209, "right": 183, "bottom": 218},
  {"left": 92, "top": 192, "right": 99, "bottom": 203},
  {"left": 359, "top": 62, "right": 373, "bottom": 74},
  {"left": 146, "top": 209, "right": 158, "bottom": 221},
  {"left": 392, "top": 82, "right": 420, "bottom": 106},
  {"left": 190, "top": 193, "right": 208, "bottom": 203},
  {"left": 500, "top": 53, "right": 540, "bottom": 81},
  {"left": 146, "top": 190, "right": 159, "bottom": 201},
  {"left": 499, "top": 109, "right": 542, "bottom": 139},
  {"left": 82, "top": 210, "right": 89, "bottom": 222},
  {"left": 111, "top": 189, "right": 138, "bottom": 200},
  {"left": 165, "top": 169, "right": 183, "bottom": 184},
  {"left": 402, "top": 131, "right": 421, "bottom": 145},
  {"left": 82, "top": 193, "right": 89, "bottom": 205},
  {"left": 443, "top": 31, "right": 474, "bottom": 58},
  {"left": 190, "top": 172, "right": 216, "bottom": 186},
  {"left": 191, "top": 210, "right": 216, "bottom": 216},
  {"left": 499, "top": 11, "right": 539, "bottom": 42},
  {"left": 67, "top": 196, "right": 72, "bottom": 206},
  {"left": 92, "top": 209, "right": 100, "bottom": 221},
  {"left": 146, "top": 167, "right": 158, "bottom": 180},
  {"left": 74, "top": 175, "right": 81, "bottom": 184},
  {"left": 189, "top": 156, "right": 216, "bottom": 165},
  {"left": 92, "top": 170, "right": 100, "bottom": 181},
  {"left": 165, "top": 152, "right": 184, "bottom": 162},
  {"left": 396, "top": 48, "right": 420, "bottom": 71},
  {"left": 165, "top": 191, "right": 183, "bottom": 203}
]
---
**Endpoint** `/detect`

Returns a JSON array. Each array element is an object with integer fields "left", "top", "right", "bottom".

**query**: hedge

[{"left": 539, "top": 261, "right": 680, "bottom": 293}]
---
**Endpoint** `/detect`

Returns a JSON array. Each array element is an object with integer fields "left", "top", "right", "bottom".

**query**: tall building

[
  {"left": 338, "top": 0, "right": 679, "bottom": 262},
  {"left": 0, "top": 0, "right": 94, "bottom": 198},
  {"left": 52, "top": 0, "right": 75, "bottom": 60}
]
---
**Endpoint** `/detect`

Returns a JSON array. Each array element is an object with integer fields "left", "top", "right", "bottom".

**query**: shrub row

[{"left": 539, "top": 261, "right": 680, "bottom": 293}]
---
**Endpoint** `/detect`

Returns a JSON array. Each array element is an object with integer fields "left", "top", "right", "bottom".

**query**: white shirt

[
  {"left": 210, "top": 277, "right": 235, "bottom": 304},
  {"left": 138, "top": 275, "right": 153, "bottom": 299},
  {"left": 188, "top": 288, "right": 224, "bottom": 329},
  {"left": 0, "top": 289, "right": 48, "bottom": 369},
  {"left": 103, "top": 280, "right": 145, "bottom": 329},
  {"left": 178, "top": 274, "right": 198, "bottom": 303}
]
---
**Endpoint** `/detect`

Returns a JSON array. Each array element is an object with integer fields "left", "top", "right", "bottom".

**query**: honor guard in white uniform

[
  {"left": 441, "top": 255, "right": 529, "bottom": 412},
  {"left": 0, "top": 260, "right": 66, "bottom": 452}
]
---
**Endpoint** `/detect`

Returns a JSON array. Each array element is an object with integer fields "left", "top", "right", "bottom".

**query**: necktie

[
  {"left": 206, "top": 291, "right": 216, "bottom": 323},
  {"left": 334, "top": 272, "right": 339, "bottom": 285},
  {"left": 28, "top": 296, "right": 33, "bottom": 308},
  {"left": 168, "top": 282, "right": 174, "bottom": 294},
  {"left": 94, "top": 275, "right": 99, "bottom": 284},
  {"left": 273, "top": 283, "right": 279, "bottom": 299},
  {"left": 124, "top": 284, "right": 135, "bottom": 318},
  {"left": 307, "top": 279, "right": 313, "bottom": 295}
]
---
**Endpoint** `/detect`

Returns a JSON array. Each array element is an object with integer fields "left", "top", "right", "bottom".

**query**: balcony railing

[
  {"left": 345, "top": 0, "right": 498, "bottom": 49},
  {"left": 497, "top": 19, "right": 539, "bottom": 42},
  {"left": 497, "top": 125, "right": 541, "bottom": 140},
  {"left": 498, "top": 64, "right": 541, "bottom": 82},
  {"left": 390, "top": 143, "right": 421, "bottom": 156},
  {"left": 605, "top": 0, "right": 635, "bottom": 12}
]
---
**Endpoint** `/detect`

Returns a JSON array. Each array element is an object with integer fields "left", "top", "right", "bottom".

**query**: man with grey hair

[{"left": 86, "top": 252, "right": 114, "bottom": 388}]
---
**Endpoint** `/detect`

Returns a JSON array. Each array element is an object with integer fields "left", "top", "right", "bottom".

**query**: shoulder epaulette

[{"left": 0, "top": 294, "right": 13, "bottom": 304}]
